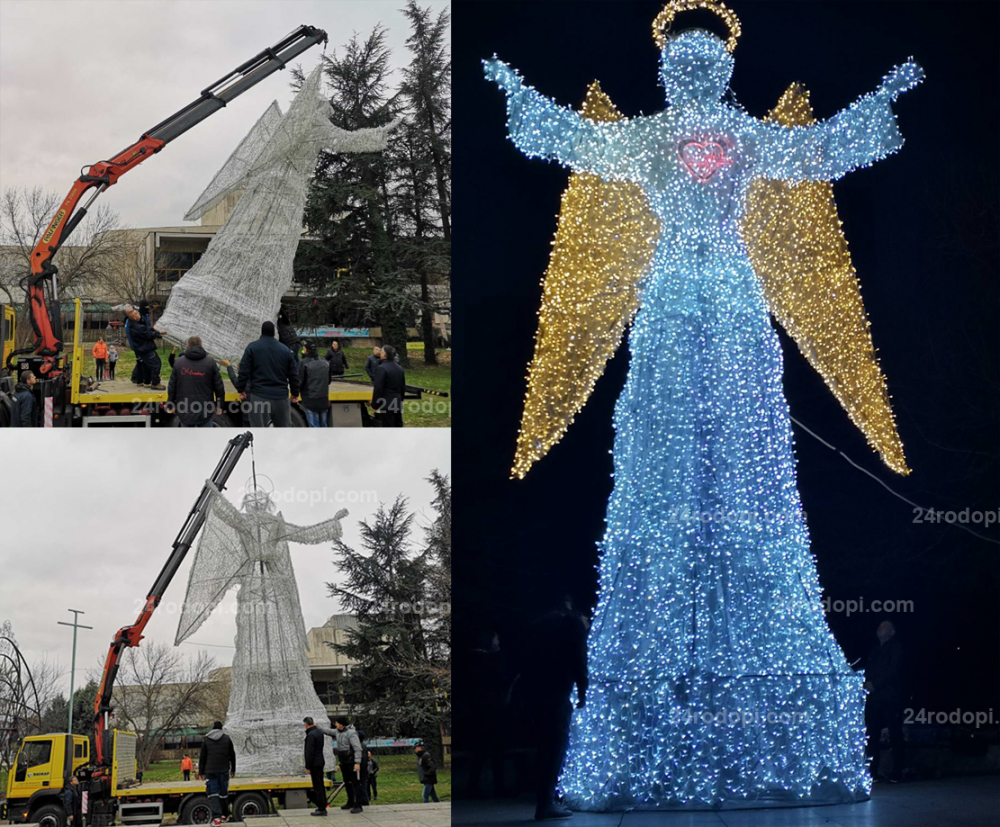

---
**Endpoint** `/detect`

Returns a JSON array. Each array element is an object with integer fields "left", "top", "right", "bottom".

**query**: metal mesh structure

[
  {"left": 175, "top": 482, "right": 348, "bottom": 776},
  {"left": 157, "top": 64, "right": 395, "bottom": 359}
]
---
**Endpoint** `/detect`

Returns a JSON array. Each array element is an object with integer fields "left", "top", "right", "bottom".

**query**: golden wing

[
  {"left": 511, "top": 82, "right": 661, "bottom": 479},
  {"left": 742, "top": 83, "right": 910, "bottom": 474}
]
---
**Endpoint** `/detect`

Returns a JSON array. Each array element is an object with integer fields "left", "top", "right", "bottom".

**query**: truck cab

[
  {"left": 2, "top": 733, "right": 90, "bottom": 827},
  {"left": 1, "top": 303, "right": 15, "bottom": 370}
]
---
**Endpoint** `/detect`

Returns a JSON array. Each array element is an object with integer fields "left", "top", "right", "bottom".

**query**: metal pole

[{"left": 58, "top": 610, "right": 93, "bottom": 736}]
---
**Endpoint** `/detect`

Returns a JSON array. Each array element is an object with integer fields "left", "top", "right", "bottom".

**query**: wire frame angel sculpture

[
  {"left": 486, "top": 0, "right": 923, "bottom": 811},
  {"left": 175, "top": 483, "right": 348, "bottom": 776},
  {"left": 156, "top": 63, "right": 396, "bottom": 359}
]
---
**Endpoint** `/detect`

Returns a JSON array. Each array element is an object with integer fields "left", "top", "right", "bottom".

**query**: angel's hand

[
  {"left": 483, "top": 57, "right": 523, "bottom": 95},
  {"left": 334, "top": 508, "right": 349, "bottom": 521},
  {"left": 877, "top": 60, "right": 924, "bottom": 102}
]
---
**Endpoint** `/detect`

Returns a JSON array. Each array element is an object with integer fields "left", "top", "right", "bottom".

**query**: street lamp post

[{"left": 57, "top": 610, "right": 93, "bottom": 737}]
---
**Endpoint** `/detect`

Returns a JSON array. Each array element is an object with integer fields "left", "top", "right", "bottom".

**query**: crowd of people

[{"left": 160, "top": 717, "right": 439, "bottom": 825}]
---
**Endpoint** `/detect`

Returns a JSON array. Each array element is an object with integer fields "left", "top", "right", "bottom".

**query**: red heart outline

[{"left": 677, "top": 138, "right": 734, "bottom": 182}]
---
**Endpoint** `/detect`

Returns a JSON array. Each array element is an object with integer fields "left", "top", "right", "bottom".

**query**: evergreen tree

[
  {"left": 328, "top": 477, "right": 450, "bottom": 764},
  {"left": 294, "top": 28, "right": 415, "bottom": 367},
  {"left": 398, "top": 1, "right": 452, "bottom": 364}
]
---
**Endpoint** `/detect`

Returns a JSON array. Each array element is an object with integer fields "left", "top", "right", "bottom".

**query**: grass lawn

[
  {"left": 72, "top": 344, "right": 451, "bottom": 428},
  {"left": 142, "top": 752, "right": 449, "bottom": 808}
]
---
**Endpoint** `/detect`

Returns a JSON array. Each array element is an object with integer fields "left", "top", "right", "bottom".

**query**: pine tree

[
  {"left": 294, "top": 28, "right": 415, "bottom": 367},
  {"left": 398, "top": 1, "right": 452, "bottom": 364},
  {"left": 328, "top": 479, "right": 450, "bottom": 764}
]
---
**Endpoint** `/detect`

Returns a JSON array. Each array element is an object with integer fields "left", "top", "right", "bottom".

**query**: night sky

[{"left": 451, "top": 0, "right": 999, "bottom": 748}]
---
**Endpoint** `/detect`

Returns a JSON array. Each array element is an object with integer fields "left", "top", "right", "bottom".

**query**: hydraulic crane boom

[
  {"left": 11, "top": 24, "right": 327, "bottom": 377},
  {"left": 92, "top": 432, "right": 254, "bottom": 766}
]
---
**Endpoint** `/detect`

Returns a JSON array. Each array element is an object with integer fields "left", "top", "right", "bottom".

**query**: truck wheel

[
  {"left": 179, "top": 795, "right": 214, "bottom": 825},
  {"left": 30, "top": 804, "right": 67, "bottom": 827},
  {"left": 232, "top": 792, "right": 269, "bottom": 821}
]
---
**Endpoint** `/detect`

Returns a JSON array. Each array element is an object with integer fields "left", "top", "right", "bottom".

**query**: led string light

[
  {"left": 742, "top": 83, "right": 909, "bottom": 474},
  {"left": 485, "top": 1, "right": 922, "bottom": 811},
  {"left": 512, "top": 82, "right": 660, "bottom": 480},
  {"left": 653, "top": 0, "right": 742, "bottom": 54}
]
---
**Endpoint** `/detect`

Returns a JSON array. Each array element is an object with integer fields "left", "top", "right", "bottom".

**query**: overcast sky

[
  {"left": 0, "top": 0, "right": 449, "bottom": 231},
  {"left": 0, "top": 430, "right": 450, "bottom": 695}
]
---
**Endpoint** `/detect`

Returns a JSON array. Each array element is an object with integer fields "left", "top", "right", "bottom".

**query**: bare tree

[
  {"left": 0, "top": 186, "right": 131, "bottom": 347},
  {"left": 0, "top": 623, "right": 59, "bottom": 773},
  {"left": 94, "top": 237, "right": 158, "bottom": 308},
  {"left": 105, "top": 643, "right": 217, "bottom": 771}
]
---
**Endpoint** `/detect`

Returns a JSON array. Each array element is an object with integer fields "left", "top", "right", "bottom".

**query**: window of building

[{"left": 155, "top": 250, "right": 202, "bottom": 284}]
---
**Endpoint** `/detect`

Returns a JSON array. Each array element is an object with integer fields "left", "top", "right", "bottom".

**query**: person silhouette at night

[
  {"left": 864, "top": 620, "right": 904, "bottom": 782},
  {"left": 527, "top": 594, "right": 589, "bottom": 820}
]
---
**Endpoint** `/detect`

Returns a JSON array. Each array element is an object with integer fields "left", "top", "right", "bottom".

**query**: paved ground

[
  {"left": 452, "top": 776, "right": 999, "bottom": 826},
  {"left": 249, "top": 804, "right": 450, "bottom": 827}
]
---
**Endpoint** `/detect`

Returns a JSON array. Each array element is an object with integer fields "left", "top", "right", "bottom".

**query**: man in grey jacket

[{"left": 319, "top": 717, "right": 363, "bottom": 813}]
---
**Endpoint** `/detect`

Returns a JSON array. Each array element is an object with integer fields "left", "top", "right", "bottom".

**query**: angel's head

[
  {"left": 658, "top": 29, "right": 734, "bottom": 105},
  {"left": 242, "top": 488, "right": 276, "bottom": 514}
]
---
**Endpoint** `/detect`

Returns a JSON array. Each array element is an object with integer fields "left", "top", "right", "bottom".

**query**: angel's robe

[{"left": 176, "top": 484, "right": 347, "bottom": 776}]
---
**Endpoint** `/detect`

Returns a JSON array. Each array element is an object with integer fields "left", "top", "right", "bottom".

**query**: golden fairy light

[
  {"left": 510, "top": 82, "right": 661, "bottom": 479},
  {"left": 742, "top": 83, "right": 910, "bottom": 474},
  {"left": 652, "top": 0, "right": 742, "bottom": 53}
]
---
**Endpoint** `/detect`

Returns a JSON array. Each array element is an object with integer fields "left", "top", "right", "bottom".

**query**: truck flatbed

[
  {"left": 115, "top": 777, "right": 331, "bottom": 798},
  {"left": 76, "top": 377, "right": 373, "bottom": 405}
]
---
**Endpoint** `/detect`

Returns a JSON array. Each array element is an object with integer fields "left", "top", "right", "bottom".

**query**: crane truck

[
  {"left": 2, "top": 24, "right": 333, "bottom": 426},
  {"left": 0, "top": 432, "right": 333, "bottom": 827}
]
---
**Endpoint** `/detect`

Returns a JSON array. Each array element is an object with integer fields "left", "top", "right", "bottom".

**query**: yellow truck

[
  {"left": 2, "top": 730, "right": 330, "bottom": 827},
  {"left": 2, "top": 299, "right": 409, "bottom": 427}
]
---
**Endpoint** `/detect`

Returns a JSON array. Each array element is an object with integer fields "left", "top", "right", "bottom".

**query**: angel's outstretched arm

[
  {"left": 753, "top": 61, "right": 923, "bottom": 182},
  {"left": 327, "top": 120, "right": 400, "bottom": 154},
  {"left": 205, "top": 481, "right": 249, "bottom": 530},
  {"left": 484, "top": 57, "right": 627, "bottom": 178},
  {"left": 280, "top": 508, "right": 349, "bottom": 544}
]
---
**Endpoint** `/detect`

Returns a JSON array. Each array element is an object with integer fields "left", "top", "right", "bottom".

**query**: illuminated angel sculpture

[
  {"left": 485, "top": 0, "right": 922, "bottom": 811},
  {"left": 156, "top": 63, "right": 396, "bottom": 359},
  {"left": 175, "top": 484, "right": 347, "bottom": 775}
]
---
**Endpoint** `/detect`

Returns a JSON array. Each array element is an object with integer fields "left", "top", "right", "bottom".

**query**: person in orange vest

[
  {"left": 181, "top": 753, "right": 194, "bottom": 781},
  {"left": 92, "top": 338, "right": 108, "bottom": 382}
]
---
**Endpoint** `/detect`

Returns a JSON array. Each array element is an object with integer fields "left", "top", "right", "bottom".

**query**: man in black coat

[
  {"left": 235, "top": 321, "right": 300, "bottom": 428},
  {"left": 63, "top": 775, "right": 82, "bottom": 826},
  {"left": 364, "top": 347, "right": 381, "bottom": 381},
  {"left": 415, "top": 745, "right": 439, "bottom": 803},
  {"left": 199, "top": 721, "right": 236, "bottom": 825},
  {"left": 167, "top": 337, "right": 225, "bottom": 427},
  {"left": 371, "top": 345, "right": 405, "bottom": 427},
  {"left": 303, "top": 717, "right": 328, "bottom": 816},
  {"left": 10, "top": 371, "right": 37, "bottom": 427},
  {"left": 325, "top": 341, "right": 349, "bottom": 376},
  {"left": 298, "top": 342, "right": 333, "bottom": 427},
  {"left": 125, "top": 306, "right": 166, "bottom": 390},
  {"left": 865, "top": 620, "right": 905, "bottom": 781},
  {"left": 277, "top": 310, "right": 301, "bottom": 365}
]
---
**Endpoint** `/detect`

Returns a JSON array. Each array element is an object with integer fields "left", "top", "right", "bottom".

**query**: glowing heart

[{"left": 678, "top": 138, "right": 734, "bottom": 182}]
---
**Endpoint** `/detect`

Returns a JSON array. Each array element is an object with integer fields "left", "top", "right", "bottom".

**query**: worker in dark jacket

[
  {"left": 235, "top": 321, "right": 300, "bottom": 428},
  {"left": 325, "top": 341, "right": 349, "bottom": 376},
  {"left": 127, "top": 300, "right": 153, "bottom": 386},
  {"left": 199, "top": 721, "right": 236, "bottom": 825},
  {"left": 298, "top": 341, "right": 332, "bottom": 427},
  {"left": 167, "top": 336, "right": 225, "bottom": 427},
  {"left": 415, "top": 745, "right": 439, "bottom": 803},
  {"left": 865, "top": 621, "right": 905, "bottom": 781},
  {"left": 303, "top": 717, "right": 328, "bottom": 816},
  {"left": 63, "top": 776, "right": 81, "bottom": 825},
  {"left": 371, "top": 345, "right": 405, "bottom": 427},
  {"left": 365, "top": 751, "right": 379, "bottom": 803},
  {"left": 10, "top": 371, "right": 37, "bottom": 427},
  {"left": 125, "top": 306, "right": 165, "bottom": 390},
  {"left": 364, "top": 347, "right": 381, "bottom": 381},
  {"left": 277, "top": 310, "right": 301, "bottom": 365}
]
